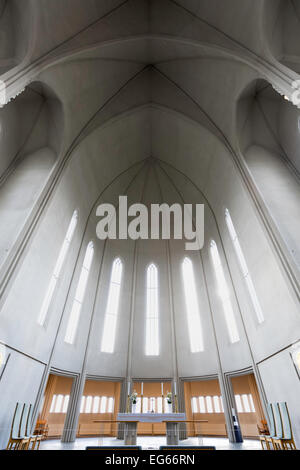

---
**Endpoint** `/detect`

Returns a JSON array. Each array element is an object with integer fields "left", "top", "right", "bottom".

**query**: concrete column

[{"left": 61, "top": 373, "right": 85, "bottom": 442}]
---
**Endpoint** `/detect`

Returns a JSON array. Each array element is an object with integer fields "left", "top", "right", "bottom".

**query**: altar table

[{"left": 117, "top": 413, "right": 186, "bottom": 445}]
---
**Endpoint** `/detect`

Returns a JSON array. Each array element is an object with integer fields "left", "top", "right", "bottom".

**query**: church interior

[{"left": 0, "top": 0, "right": 300, "bottom": 451}]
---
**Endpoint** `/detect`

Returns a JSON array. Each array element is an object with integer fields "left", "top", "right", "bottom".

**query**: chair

[
  {"left": 24, "top": 404, "right": 42, "bottom": 450},
  {"left": 260, "top": 404, "right": 276, "bottom": 450},
  {"left": 279, "top": 402, "right": 297, "bottom": 450},
  {"left": 34, "top": 420, "right": 49, "bottom": 440},
  {"left": 18, "top": 403, "right": 32, "bottom": 450},
  {"left": 6, "top": 403, "right": 30, "bottom": 450},
  {"left": 268, "top": 402, "right": 284, "bottom": 450}
]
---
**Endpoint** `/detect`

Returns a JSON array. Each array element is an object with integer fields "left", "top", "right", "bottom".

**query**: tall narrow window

[
  {"left": 205, "top": 396, "right": 213, "bottom": 413},
  {"left": 80, "top": 397, "right": 86, "bottom": 413},
  {"left": 101, "top": 258, "right": 123, "bottom": 353},
  {"left": 100, "top": 397, "right": 107, "bottom": 413},
  {"left": 157, "top": 397, "right": 163, "bottom": 413},
  {"left": 62, "top": 395, "right": 69, "bottom": 413},
  {"left": 191, "top": 397, "right": 198, "bottom": 413},
  {"left": 93, "top": 397, "right": 100, "bottom": 414},
  {"left": 54, "top": 395, "right": 64, "bottom": 413},
  {"left": 213, "top": 396, "right": 221, "bottom": 413},
  {"left": 225, "top": 209, "right": 264, "bottom": 324},
  {"left": 38, "top": 210, "right": 78, "bottom": 326},
  {"left": 210, "top": 241, "right": 240, "bottom": 344},
  {"left": 50, "top": 395, "right": 57, "bottom": 413},
  {"left": 182, "top": 258, "right": 204, "bottom": 353},
  {"left": 145, "top": 264, "right": 159, "bottom": 356},
  {"left": 107, "top": 397, "right": 114, "bottom": 413},
  {"left": 64, "top": 241, "right": 94, "bottom": 344},
  {"left": 199, "top": 396, "right": 206, "bottom": 413}
]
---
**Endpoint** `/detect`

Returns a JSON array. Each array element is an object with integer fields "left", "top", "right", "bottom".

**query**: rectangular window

[
  {"left": 182, "top": 258, "right": 204, "bottom": 352},
  {"left": 64, "top": 242, "right": 94, "bottom": 344},
  {"left": 225, "top": 209, "right": 264, "bottom": 324},
  {"left": 100, "top": 396, "right": 107, "bottom": 413},
  {"left": 38, "top": 211, "right": 78, "bottom": 326},
  {"left": 205, "top": 396, "right": 213, "bottom": 413},
  {"left": 199, "top": 396, "right": 206, "bottom": 413},
  {"left": 145, "top": 264, "right": 159, "bottom": 356},
  {"left": 191, "top": 397, "right": 198, "bottom": 413},
  {"left": 210, "top": 241, "right": 240, "bottom": 343},
  {"left": 93, "top": 397, "right": 100, "bottom": 414},
  {"left": 101, "top": 258, "right": 123, "bottom": 353}
]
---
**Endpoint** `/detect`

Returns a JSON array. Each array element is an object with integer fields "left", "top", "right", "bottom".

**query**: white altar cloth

[{"left": 117, "top": 413, "right": 186, "bottom": 423}]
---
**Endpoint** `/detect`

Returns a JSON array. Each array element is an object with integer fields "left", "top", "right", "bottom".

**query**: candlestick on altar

[
  {"left": 174, "top": 395, "right": 179, "bottom": 413},
  {"left": 126, "top": 395, "right": 130, "bottom": 413}
]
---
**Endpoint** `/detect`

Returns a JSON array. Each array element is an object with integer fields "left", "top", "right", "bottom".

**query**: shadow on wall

[
  {"left": 0, "top": 81, "right": 64, "bottom": 271},
  {"left": 0, "top": 0, "right": 32, "bottom": 75},
  {"left": 236, "top": 78, "right": 300, "bottom": 271}
]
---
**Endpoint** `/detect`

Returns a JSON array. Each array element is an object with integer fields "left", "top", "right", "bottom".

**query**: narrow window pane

[
  {"left": 235, "top": 395, "right": 243, "bottom": 413},
  {"left": 101, "top": 259, "right": 123, "bottom": 353},
  {"left": 242, "top": 394, "right": 251, "bottom": 413},
  {"left": 248, "top": 394, "right": 255, "bottom": 413},
  {"left": 145, "top": 264, "right": 159, "bottom": 356},
  {"left": 80, "top": 396, "right": 86, "bottom": 413},
  {"left": 37, "top": 211, "right": 78, "bottom": 326},
  {"left": 54, "top": 395, "right": 63, "bottom": 413},
  {"left": 135, "top": 397, "right": 141, "bottom": 413},
  {"left": 225, "top": 209, "right": 264, "bottom": 324},
  {"left": 64, "top": 242, "right": 94, "bottom": 344},
  {"left": 157, "top": 397, "right": 163, "bottom": 413},
  {"left": 149, "top": 397, "right": 156, "bottom": 412},
  {"left": 50, "top": 395, "right": 57, "bottom": 413},
  {"left": 182, "top": 258, "right": 204, "bottom": 352},
  {"left": 220, "top": 396, "right": 224, "bottom": 412},
  {"left": 64, "top": 300, "right": 81, "bottom": 345},
  {"left": 143, "top": 397, "right": 148, "bottom": 413},
  {"left": 100, "top": 396, "right": 107, "bottom": 413},
  {"left": 74, "top": 267, "right": 89, "bottom": 303},
  {"left": 199, "top": 396, "right": 206, "bottom": 413},
  {"left": 210, "top": 241, "right": 240, "bottom": 343},
  {"left": 62, "top": 396, "right": 69, "bottom": 414},
  {"left": 164, "top": 398, "right": 171, "bottom": 413},
  {"left": 93, "top": 397, "right": 100, "bottom": 414},
  {"left": 213, "top": 396, "right": 221, "bottom": 413},
  {"left": 191, "top": 397, "right": 198, "bottom": 413},
  {"left": 85, "top": 396, "right": 92, "bottom": 413},
  {"left": 206, "top": 396, "right": 213, "bottom": 413},
  {"left": 108, "top": 397, "right": 114, "bottom": 413}
]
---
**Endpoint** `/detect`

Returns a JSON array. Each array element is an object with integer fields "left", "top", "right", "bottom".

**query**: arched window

[
  {"left": 64, "top": 241, "right": 94, "bottom": 344},
  {"left": 210, "top": 240, "right": 240, "bottom": 344},
  {"left": 37, "top": 210, "right": 78, "bottom": 326},
  {"left": 145, "top": 264, "right": 159, "bottom": 356},
  {"left": 225, "top": 209, "right": 264, "bottom": 324},
  {"left": 101, "top": 258, "right": 123, "bottom": 353},
  {"left": 182, "top": 257, "right": 204, "bottom": 353}
]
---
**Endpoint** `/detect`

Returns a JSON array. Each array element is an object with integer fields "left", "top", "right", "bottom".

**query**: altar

[{"left": 117, "top": 413, "right": 186, "bottom": 446}]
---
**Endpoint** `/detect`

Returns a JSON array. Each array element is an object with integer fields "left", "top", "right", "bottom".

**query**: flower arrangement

[
  {"left": 166, "top": 392, "right": 172, "bottom": 404},
  {"left": 130, "top": 391, "right": 138, "bottom": 404}
]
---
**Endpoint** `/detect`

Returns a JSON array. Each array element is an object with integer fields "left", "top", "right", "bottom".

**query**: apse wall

[{"left": 0, "top": 101, "right": 300, "bottom": 447}]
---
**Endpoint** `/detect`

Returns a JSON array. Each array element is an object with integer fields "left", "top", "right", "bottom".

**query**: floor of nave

[{"left": 40, "top": 436, "right": 261, "bottom": 451}]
